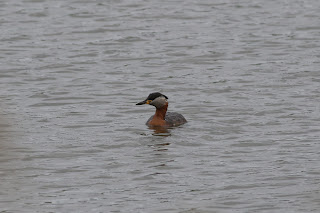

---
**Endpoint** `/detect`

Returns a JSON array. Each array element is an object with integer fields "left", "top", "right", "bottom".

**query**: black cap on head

[
  {"left": 146, "top": 92, "right": 168, "bottom": 101},
  {"left": 136, "top": 92, "right": 168, "bottom": 105}
]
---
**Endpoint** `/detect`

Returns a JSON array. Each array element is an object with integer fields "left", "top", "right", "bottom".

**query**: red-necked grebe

[{"left": 136, "top": 92, "right": 187, "bottom": 127}]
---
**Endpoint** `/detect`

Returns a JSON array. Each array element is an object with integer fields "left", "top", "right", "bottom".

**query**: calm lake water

[{"left": 1, "top": 0, "right": 320, "bottom": 212}]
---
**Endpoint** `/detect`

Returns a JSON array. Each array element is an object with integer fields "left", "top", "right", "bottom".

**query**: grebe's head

[{"left": 136, "top": 92, "right": 168, "bottom": 109}]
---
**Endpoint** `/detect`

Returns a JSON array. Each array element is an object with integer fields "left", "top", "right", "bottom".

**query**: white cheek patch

[{"left": 151, "top": 96, "right": 167, "bottom": 108}]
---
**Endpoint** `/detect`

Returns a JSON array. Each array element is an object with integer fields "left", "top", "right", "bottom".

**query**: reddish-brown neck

[
  {"left": 154, "top": 102, "right": 168, "bottom": 120},
  {"left": 148, "top": 102, "right": 168, "bottom": 126}
]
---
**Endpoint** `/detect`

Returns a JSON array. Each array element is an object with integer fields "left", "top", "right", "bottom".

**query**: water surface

[{"left": 1, "top": 0, "right": 320, "bottom": 212}]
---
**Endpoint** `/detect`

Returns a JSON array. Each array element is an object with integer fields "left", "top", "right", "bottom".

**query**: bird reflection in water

[
  {"left": 148, "top": 125, "right": 172, "bottom": 137},
  {"left": 147, "top": 126, "right": 171, "bottom": 151}
]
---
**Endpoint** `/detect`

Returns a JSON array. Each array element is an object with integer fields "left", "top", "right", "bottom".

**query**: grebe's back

[{"left": 146, "top": 112, "right": 187, "bottom": 127}]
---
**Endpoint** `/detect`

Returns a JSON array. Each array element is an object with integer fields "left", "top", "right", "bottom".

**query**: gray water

[{"left": 1, "top": 0, "right": 320, "bottom": 212}]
